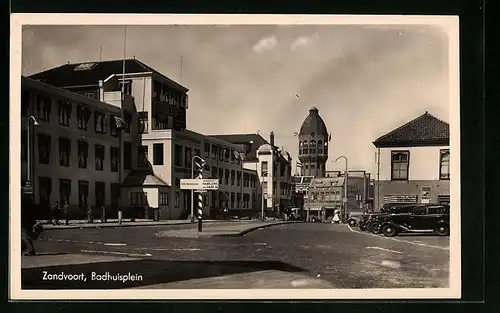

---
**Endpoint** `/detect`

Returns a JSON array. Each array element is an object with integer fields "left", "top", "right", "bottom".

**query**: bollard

[{"left": 118, "top": 210, "right": 123, "bottom": 224}]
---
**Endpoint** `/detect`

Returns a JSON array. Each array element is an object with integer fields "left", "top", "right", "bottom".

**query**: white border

[{"left": 10, "top": 14, "right": 461, "bottom": 300}]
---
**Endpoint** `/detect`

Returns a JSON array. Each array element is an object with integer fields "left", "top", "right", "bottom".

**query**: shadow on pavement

[{"left": 22, "top": 259, "right": 306, "bottom": 289}]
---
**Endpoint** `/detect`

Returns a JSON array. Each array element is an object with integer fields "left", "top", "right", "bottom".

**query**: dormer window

[{"left": 74, "top": 63, "right": 97, "bottom": 71}]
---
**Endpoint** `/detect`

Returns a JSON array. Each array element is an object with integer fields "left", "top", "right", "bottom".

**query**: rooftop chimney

[{"left": 270, "top": 131, "right": 275, "bottom": 147}]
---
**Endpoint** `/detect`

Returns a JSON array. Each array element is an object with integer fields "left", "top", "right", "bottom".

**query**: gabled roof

[
  {"left": 29, "top": 58, "right": 188, "bottom": 92},
  {"left": 210, "top": 133, "right": 269, "bottom": 162},
  {"left": 373, "top": 112, "right": 449, "bottom": 148},
  {"left": 122, "top": 170, "right": 169, "bottom": 187}
]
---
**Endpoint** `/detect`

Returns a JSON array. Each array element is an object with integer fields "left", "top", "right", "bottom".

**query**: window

[
  {"left": 111, "top": 183, "right": 120, "bottom": 208},
  {"left": 119, "top": 80, "right": 132, "bottom": 95},
  {"left": 123, "top": 111, "right": 132, "bottom": 133},
  {"left": 175, "top": 192, "right": 180, "bottom": 207},
  {"left": 58, "top": 100, "right": 72, "bottom": 126},
  {"left": 124, "top": 142, "right": 132, "bottom": 169},
  {"left": 211, "top": 145, "right": 217, "bottom": 159},
  {"left": 219, "top": 148, "right": 225, "bottom": 161},
  {"left": 84, "top": 92, "right": 97, "bottom": 99},
  {"left": 174, "top": 145, "right": 182, "bottom": 167},
  {"left": 59, "top": 179, "right": 71, "bottom": 205},
  {"left": 130, "top": 192, "right": 147, "bottom": 206},
  {"left": 224, "top": 149, "right": 230, "bottom": 162},
  {"left": 58, "top": 137, "right": 71, "bottom": 167},
  {"left": 204, "top": 143, "right": 210, "bottom": 158},
  {"left": 440, "top": 149, "right": 450, "bottom": 180},
  {"left": 95, "top": 182, "right": 106, "bottom": 207},
  {"left": 110, "top": 147, "right": 120, "bottom": 172},
  {"left": 36, "top": 94, "right": 51, "bottom": 121},
  {"left": 261, "top": 161, "right": 268, "bottom": 177},
  {"left": 22, "top": 91, "right": 30, "bottom": 117},
  {"left": 225, "top": 169, "right": 230, "bottom": 185},
  {"left": 236, "top": 172, "right": 241, "bottom": 186},
  {"left": 39, "top": 177, "right": 52, "bottom": 206},
  {"left": 94, "top": 112, "right": 107, "bottom": 134},
  {"left": 391, "top": 151, "right": 409, "bottom": 180},
  {"left": 77, "top": 106, "right": 91, "bottom": 130},
  {"left": 317, "top": 140, "right": 323, "bottom": 154},
  {"left": 110, "top": 115, "right": 119, "bottom": 137},
  {"left": 310, "top": 140, "right": 316, "bottom": 154},
  {"left": 37, "top": 133, "right": 51, "bottom": 164},
  {"left": 138, "top": 111, "right": 148, "bottom": 134},
  {"left": 159, "top": 192, "right": 168, "bottom": 205},
  {"left": 412, "top": 207, "right": 427, "bottom": 215},
  {"left": 203, "top": 195, "right": 209, "bottom": 207},
  {"left": 230, "top": 170, "right": 235, "bottom": 185},
  {"left": 218, "top": 168, "right": 223, "bottom": 184},
  {"left": 95, "top": 144, "right": 105, "bottom": 171},
  {"left": 78, "top": 141, "right": 89, "bottom": 168},
  {"left": 78, "top": 180, "right": 89, "bottom": 209},
  {"left": 138, "top": 145, "right": 149, "bottom": 167},
  {"left": 185, "top": 147, "right": 192, "bottom": 168},
  {"left": 153, "top": 144, "right": 164, "bottom": 165}
]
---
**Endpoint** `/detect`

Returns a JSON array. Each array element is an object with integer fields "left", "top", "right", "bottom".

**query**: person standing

[
  {"left": 51, "top": 201, "right": 60, "bottom": 225},
  {"left": 63, "top": 201, "right": 70, "bottom": 225},
  {"left": 21, "top": 197, "right": 37, "bottom": 256}
]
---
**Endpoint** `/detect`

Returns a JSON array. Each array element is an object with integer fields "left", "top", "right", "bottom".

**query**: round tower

[{"left": 298, "top": 107, "right": 329, "bottom": 177}]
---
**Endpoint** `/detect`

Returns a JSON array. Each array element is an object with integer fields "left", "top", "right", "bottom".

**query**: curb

[
  {"left": 40, "top": 220, "right": 260, "bottom": 230},
  {"left": 214, "top": 221, "right": 303, "bottom": 237}
]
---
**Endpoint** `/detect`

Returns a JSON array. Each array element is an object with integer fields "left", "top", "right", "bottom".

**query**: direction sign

[{"left": 180, "top": 179, "right": 219, "bottom": 190}]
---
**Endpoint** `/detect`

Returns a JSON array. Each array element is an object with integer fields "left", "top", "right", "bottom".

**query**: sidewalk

[
  {"left": 40, "top": 219, "right": 217, "bottom": 230},
  {"left": 156, "top": 220, "right": 301, "bottom": 238}
]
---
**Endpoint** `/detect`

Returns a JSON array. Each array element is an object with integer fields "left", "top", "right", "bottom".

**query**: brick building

[{"left": 373, "top": 112, "right": 450, "bottom": 209}]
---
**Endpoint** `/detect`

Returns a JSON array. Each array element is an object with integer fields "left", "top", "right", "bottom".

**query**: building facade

[
  {"left": 373, "top": 112, "right": 451, "bottom": 209},
  {"left": 21, "top": 76, "right": 141, "bottom": 219},
  {"left": 297, "top": 107, "right": 330, "bottom": 178},
  {"left": 26, "top": 58, "right": 260, "bottom": 220}
]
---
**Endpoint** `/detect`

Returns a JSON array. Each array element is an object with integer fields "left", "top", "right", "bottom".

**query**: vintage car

[
  {"left": 368, "top": 204, "right": 416, "bottom": 234},
  {"left": 379, "top": 204, "right": 450, "bottom": 237}
]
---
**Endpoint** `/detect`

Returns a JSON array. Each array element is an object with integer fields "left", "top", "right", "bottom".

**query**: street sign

[
  {"left": 23, "top": 181, "right": 33, "bottom": 195},
  {"left": 342, "top": 197, "right": 348, "bottom": 203},
  {"left": 180, "top": 179, "right": 219, "bottom": 190}
]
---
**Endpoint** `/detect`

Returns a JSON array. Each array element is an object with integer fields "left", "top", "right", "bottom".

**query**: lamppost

[
  {"left": 335, "top": 156, "right": 348, "bottom": 223},
  {"left": 190, "top": 155, "right": 205, "bottom": 223},
  {"left": 23, "top": 116, "right": 39, "bottom": 198}
]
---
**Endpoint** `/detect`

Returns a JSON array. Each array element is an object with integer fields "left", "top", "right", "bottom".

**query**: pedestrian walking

[
  {"left": 63, "top": 201, "right": 70, "bottom": 225},
  {"left": 86, "top": 205, "right": 93, "bottom": 223}
]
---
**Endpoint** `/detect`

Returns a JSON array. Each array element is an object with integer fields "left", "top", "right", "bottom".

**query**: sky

[{"left": 21, "top": 23, "right": 451, "bottom": 174}]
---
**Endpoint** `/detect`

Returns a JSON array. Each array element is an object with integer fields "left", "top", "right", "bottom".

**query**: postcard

[{"left": 10, "top": 13, "right": 460, "bottom": 300}]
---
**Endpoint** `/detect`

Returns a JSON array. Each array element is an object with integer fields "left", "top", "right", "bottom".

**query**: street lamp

[
  {"left": 23, "top": 116, "right": 39, "bottom": 197},
  {"left": 190, "top": 155, "right": 205, "bottom": 223},
  {"left": 335, "top": 156, "right": 348, "bottom": 223}
]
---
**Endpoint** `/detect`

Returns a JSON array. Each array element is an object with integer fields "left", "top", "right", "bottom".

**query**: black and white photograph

[{"left": 10, "top": 14, "right": 460, "bottom": 300}]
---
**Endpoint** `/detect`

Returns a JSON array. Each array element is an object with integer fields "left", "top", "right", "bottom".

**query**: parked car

[
  {"left": 379, "top": 204, "right": 450, "bottom": 237},
  {"left": 347, "top": 210, "right": 365, "bottom": 227},
  {"left": 369, "top": 204, "right": 416, "bottom": 234}
]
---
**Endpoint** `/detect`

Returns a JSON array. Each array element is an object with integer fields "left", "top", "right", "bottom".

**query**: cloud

[
  {"left": 252, "top": 36, "right": 278, "bottom": 53},
  {"left": 290, "top": 35, "right": 314, "bottom": 50}
]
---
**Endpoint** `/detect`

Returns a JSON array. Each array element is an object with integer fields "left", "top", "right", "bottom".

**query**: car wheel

[
  {"left": 370, "top": 222, "right": 382, "bottom": 234},
  {"left": 382, "top": 224, "right": 397, "bottom": 237},
  {"left": 435, "top": 224, "right": 450, "bottom": 236},
  {"left": 359, "top": 224, "right": 367, "bottom": 231},
  {"left": 348, "top": 219, "right": 357, "bottom": 227}
]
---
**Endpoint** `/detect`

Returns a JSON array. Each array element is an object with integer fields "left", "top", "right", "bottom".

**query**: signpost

[
  {"left": 181, "top": 174, "right": 219, "bottom": 232},
  {"left": 181, "top": 179, "right": 219, "bottom": 190}
]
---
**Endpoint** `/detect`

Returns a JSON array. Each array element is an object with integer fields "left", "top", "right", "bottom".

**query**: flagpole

[{"left": 122, "top": 25, "right": 127, "bottom": 101}]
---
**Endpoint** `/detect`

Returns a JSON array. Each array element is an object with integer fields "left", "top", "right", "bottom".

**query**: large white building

[
  {"left": 23, "top": 58, "right": 293, "bottom": 220},
  {"left": 373, "top": 112, "right": 450, "bottom": 209}
]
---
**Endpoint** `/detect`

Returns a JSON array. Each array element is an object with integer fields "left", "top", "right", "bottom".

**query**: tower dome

[
  {"left": 299, "top": 107, "right": 329, "bottom": 137},
  {"left": 297, "top": 107, "right": 329, "bottom": 178}
]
